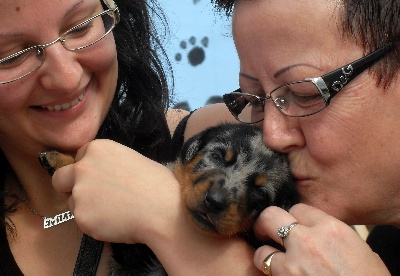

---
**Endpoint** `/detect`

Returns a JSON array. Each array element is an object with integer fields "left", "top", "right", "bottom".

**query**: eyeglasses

[
  {"left": 223, "top": 43, "right": 394, "bottom": 124},
  {"left": 0, "top": 1, "right": 120, "bottom": 85}
]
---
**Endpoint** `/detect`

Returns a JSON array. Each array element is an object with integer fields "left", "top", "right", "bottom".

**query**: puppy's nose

[{"left": 204, "top": 189, "right": 228, "bottom": 213}]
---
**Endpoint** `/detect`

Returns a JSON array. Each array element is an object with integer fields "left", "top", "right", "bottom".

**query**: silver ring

[{"left": 277, "top": 222, "right": 298, "bottom": 246}]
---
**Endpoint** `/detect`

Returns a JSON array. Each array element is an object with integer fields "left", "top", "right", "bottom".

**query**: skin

[{"left": 0, "top": 0, "right": 117, "bottom": 274}]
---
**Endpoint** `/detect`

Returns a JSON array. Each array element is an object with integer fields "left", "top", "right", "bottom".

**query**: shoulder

[
  {"left": 167, "top": 103, "right": 238, "bottom": 159},
  {"left": 166, "top": 103, "right": 237, "bottom": 140},
  {"left": 184, "top": 103, "right": 237, "bottom": 140},
  {"left": 167, "top": 103, "right": 236, "bottom": 138},
  {"left": 166, "top": 109, "right": 190, "bottom": 137}
]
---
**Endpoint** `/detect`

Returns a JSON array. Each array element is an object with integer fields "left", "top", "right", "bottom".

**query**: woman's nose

[
  {"left": 262, "top": 100, "right": 305, "bottom": 153},
  {"left": 37, "top": 42, "right": 83, "bottom": 92}
]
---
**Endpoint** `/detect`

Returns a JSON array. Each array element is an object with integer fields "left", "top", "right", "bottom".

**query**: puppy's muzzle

[{"left": 204, "top": 184, "right": 230, "bottom": 214}]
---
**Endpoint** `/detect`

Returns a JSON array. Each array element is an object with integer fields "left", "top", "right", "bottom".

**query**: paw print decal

[{"left": 175, "top": 36, "right": 209, "bottom": 67}]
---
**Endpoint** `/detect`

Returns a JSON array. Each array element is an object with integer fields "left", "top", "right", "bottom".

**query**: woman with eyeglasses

[
  {"left": 0, "top": 0, "right": 170, "bottom": 274},
  {"left": 215, "top": 0, "right": 397, "bottom": 274},
  {"left": 0, "top": 0, "right": 248, "bottom": 274},
  {"left": 45, "top": 0, "right": 399, "bottom": 275}
]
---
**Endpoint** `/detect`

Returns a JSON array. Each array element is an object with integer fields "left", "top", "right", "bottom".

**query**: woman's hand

[
  {"left": 52, "top": 139, "right": 181, "bottom": 245},
  {"left": 253, "top": 204, "right": 390, "bottom": 275},
  {"left": 52, "top": 139, "right": 262, "bottom": 275}
]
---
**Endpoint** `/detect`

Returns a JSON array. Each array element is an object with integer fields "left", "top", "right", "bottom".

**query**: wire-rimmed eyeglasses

[
  {"left": 0, "top": 1, "right": 120, "bottom": 85},
  {"left": 223, "top": 43, "right": 394, "bottom": 124}
]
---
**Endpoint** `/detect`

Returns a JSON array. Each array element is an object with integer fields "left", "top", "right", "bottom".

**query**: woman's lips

[
  {"left": 40, "top": 92, "right": 85, "bottom": 111},
  {"left": 291, "top": 171, "right": 311, "bottom": 184}
]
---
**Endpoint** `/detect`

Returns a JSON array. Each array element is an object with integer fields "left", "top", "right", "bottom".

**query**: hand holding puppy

[
  {"left": 51, "top": 139, "right": 181, "bottom": 245},
  {"left": 49, "top": 139, "right": 260, "bottom": 275},
  {"left": 253, "top": 204, "right": 390, "bottom": 275}
]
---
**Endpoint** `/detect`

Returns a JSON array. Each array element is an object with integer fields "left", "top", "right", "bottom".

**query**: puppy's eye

[
  {"left": 252, "top": 188, "right": 265, "bottom": 199},
  {"left": 210, "top": 151, "right": 223, "bottom": 163}
]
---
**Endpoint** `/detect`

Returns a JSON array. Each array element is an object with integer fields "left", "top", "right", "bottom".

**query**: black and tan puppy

[{"left": 174, "top": 123, "right": 298, "bottom": 240}]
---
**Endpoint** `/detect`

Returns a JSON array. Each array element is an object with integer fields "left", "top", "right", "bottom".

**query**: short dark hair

[{"left": 212, "top": 0, "right": 400, "bottom": 88}]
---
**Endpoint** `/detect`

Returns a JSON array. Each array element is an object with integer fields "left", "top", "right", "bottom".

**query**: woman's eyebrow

[
  {"left": 65, "top": 0, "right": 85, "bottom": 17},
  {"left": 0, "top": 32, "right": 21, "bottom": 41},
  {"left": 273, "top": 64, "right": 309, "bottom": 78},
  {"left": 240, "top": 63, "right": 318, "bottom": 82},
  {"left": 273, "top": 63, "right": 322, "bottom": 79},
  {"left": 239, "top": 72, "right": 259, "bottom": 82}
]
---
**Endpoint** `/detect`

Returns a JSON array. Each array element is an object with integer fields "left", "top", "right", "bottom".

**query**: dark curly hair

[
  {"left": 1, "top": 0, "right": 174, "bottom": 231},
  {"left": 212, "top": 0, "right": 400, "bottom": 88},
  {"left": 98, "top": 0, "right": 173, "bottom": 161}
]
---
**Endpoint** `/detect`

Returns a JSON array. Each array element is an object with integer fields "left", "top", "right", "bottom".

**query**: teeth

[{"left": 42, "top": 92, "right": 85, "bottom": 111}]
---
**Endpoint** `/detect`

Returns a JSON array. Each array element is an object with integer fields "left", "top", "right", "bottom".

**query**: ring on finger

[
  {"left": 277, "top": 222, "right": 298, "bottom": 246},
  {"left": 262, "top": 251, "right": 280, "bottom": 275}
]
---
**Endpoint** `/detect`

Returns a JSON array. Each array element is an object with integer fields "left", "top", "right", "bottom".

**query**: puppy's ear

[{"left": 180, "top": 133, "right": 204, "bottom": 164}]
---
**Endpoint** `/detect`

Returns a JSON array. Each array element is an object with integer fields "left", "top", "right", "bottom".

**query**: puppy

[
  {"left": 38, "top": 123, "right": 298, "bottom": 274},
  {"left": 174, "top": 123, "right": 297, "bottom": 241}
]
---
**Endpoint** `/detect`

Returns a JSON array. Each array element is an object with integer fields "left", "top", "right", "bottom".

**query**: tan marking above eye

[
  {"left": 255, "top": 174, "right": 268, "bottom": 187},
  {"left": 224, "top": 149, "right": 235, "bottom": 163}
]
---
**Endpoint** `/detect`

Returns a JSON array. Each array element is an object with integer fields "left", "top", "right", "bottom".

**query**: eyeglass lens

[
  {"left": 0, "top": 10, "right": 116, "bottom": 84},
  {"left": 223, "top": 92, "right": 265, "bottom": 124},
  {"left": 224, "top": 81, "right": 327, "bottom": 123},
  {"left": 63, "top": 11, "right": 115, "bottom": 50}
]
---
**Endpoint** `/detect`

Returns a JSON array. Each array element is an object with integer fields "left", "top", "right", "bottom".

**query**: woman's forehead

[
  {"left": 232, "top": 0, "right": 348, "bottom": 77},
  {"left": 232, "top": 0, "right": 343, "bottom": 33},
  {"left": 0, "top": 0, "right": 97, "bottom": 17},
  {"left": 0, "top": 0, "right": 99, "bottom": 37}
]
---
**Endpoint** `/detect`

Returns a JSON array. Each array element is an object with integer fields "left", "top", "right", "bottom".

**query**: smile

[{"left": 41, "top": 92, "right": 85, "bottom": 111}]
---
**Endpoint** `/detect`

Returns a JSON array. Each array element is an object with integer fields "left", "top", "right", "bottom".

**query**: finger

[
  {"left": 254, "top": 245, "right": 283, "bottom": 275},
  {"left": 74, "top": 141, "right": 90, "bottom": 162},
  {"left": 52, "top": 163, "right": 75, "bottom": 196},
  {"left": 68, "top": 194, "right": 76, "bottom": 215},
  {"left": 253, "top": 206, "right": 299, "bottom": 246},
  {"left": 289, "top": 203, "right": 335, "bottom": 226}
]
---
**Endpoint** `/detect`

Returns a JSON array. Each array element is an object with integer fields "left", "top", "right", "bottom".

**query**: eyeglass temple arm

[
  {"left": 103, "top": 0, "right": 120, "bottom": 23},
  {"left": 223, "top": 90, "right": 245, "bottom": 116},
  {"left": 316, "top": 43, "right": 393, "bottom": 105}
]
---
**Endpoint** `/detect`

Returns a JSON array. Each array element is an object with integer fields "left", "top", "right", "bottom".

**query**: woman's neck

[{"left": 5, "top": 156, "right": 70, "bottom": 219}]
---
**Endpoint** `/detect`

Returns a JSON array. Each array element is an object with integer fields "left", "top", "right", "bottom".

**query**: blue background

[{"left": 157, "top": 0, "right": 240, "bottom": 110}]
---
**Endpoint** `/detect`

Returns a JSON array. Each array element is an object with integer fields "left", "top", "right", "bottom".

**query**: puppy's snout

[{"left": 204, "top": 188, "right": 228, "bottom": 213}]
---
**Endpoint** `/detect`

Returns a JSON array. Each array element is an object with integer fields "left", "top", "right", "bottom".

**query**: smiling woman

[{"left": 0, "top": 0, "right": 177, "bottom": 274}]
